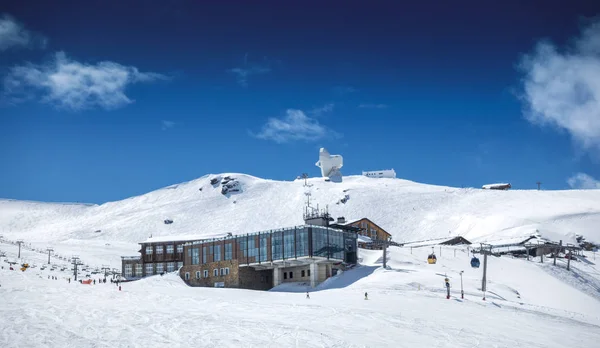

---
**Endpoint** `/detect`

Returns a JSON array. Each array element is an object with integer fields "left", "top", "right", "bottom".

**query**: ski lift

[
  {"left": 427, "top": 254, "right": 437, "bottom": 264},
  {"left": 470, "top": 256, "right": 480, "bottom": 268}
]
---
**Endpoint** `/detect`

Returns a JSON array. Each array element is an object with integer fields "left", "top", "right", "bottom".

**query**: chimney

[{"left": 337, "top": 217, "right": 346, "bottom": 224}]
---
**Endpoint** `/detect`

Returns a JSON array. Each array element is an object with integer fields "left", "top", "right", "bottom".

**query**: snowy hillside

[
  {"left": 1, "top": 173, "right": 600, "bottom": 268},
  {"left": 2, "top": 242, "right": 599, "bottom": 347}
]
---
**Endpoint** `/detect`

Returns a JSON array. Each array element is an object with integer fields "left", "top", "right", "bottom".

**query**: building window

[
  {"left": 296, "top": 228, "right": 308, "bottom": 257},
  {"left": 289, "top": 271, "right": 293, "bottom": 279},
  {"left": 202, "top": 246, "right": 207, "bottom": 264},
  {"left": 145, "top": 246, "right": 153, "bottom": 255},
  {"left": 301, "top": 270, "right": 305, "bottom": 277},
  {"left": 248, "top": 238, "right": 258, "bottom": 259},
  {"left": 145, "top": 264, "right": 153, "bottom": 275},
  {"left": 184, "top": 272, "right": 190, "bottom": 280},
  {"left": 213, "top": 269, "right": 218, "bottom": 277},
  {"left": 307, "top": 269, "right": 311, "bottom": 277},
  {"left": 214, "top": 244, "right": 221, "bottom": 262},
  {"left": 156, "top": 246, "right": 163, "bottom": 254},
  {"left": 224, "top": 267, "right": 230, "bottom": 275},
  {"left": 124, "top": 264, "right": 133, "bottom": 277},
  {"left": 203, "top": 270, "right": 209, "bottom": 278},
  {"left": 156, "top": 263, "right": 164, "bottom": 274},
  {"left": 191, "top": 248, "right": 199, "bottom": 265},
  {"left": 167, "top": 262, "right": 175, "bottom": 272},
  {"left": 220, "top": 267, "right": 230, "bottom": 276},
  {"left": 135, "top": 264, "right": 143, "bottom": 276},
  {"left": 196, "top": 271, "right": 201, "bottom": 279},
  {"left": 225, "top": 243, "right": 232, "bottom": 260},
  {"left": 272, "top": 232, "right": 283, "bottom": 260},
  {"left": 284, "top": 230, "right": 294, "bottom": 258},
  {"left": 166, "top": 245, "right": 174, "bottom": 254},
  {"left": 177, "top": 262, "right": 183, "bottom": 269},
  {"left": 259, "top": 234, "right": 269, "bottom": 262},
  {"left": 283, "top": 272, "right": 287, "bottom": 280},
  {"left": 176, "top": 244, "right": 183, "bottom": 253}
]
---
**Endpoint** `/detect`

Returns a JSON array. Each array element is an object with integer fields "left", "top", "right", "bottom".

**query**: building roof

[
  {"left": 342, "top": 217, "right": 392, "bottom": 237},
  {"left": 141, "top": 233, "right": 225, "bottom": 244}
]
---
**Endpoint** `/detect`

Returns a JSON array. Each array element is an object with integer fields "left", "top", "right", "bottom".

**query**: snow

[
  {"left": 2, "top": 173, "right": 600, "bottom": 346},
  {"left": 2, "top": 242, "right": 600, "bottom": 347}
]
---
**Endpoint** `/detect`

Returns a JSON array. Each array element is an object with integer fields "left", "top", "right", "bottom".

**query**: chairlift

[{"left": 470, "top": 256, "right": 480, "bottom": 268}]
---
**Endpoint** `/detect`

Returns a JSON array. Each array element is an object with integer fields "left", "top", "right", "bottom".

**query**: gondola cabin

[
  {"left": 427, "top": 254, "right": 437, "bottom": 264},
  {"left": 470, "top": 256, "right": 480, "bottom": 268}
]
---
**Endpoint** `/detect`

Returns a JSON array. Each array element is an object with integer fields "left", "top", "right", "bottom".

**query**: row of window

[
  {"left": 124, "top": 262, "right": 183, "bottom": 277},
  {"left": 282, "top": 269, "right": 310, "bottom": 280},
  {"left": 184, "top": 267, "right": 230, "bottom": 280},
  {"left": 188, "top": 226, "right": 350, "bottom": 265},
  {"left": 145, "top": 244, "right": 184, "bottom": 255}
]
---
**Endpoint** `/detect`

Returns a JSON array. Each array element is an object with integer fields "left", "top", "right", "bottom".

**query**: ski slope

[
  {"left": 1, "top": 241, "right": 599, "bottom": 347},
  {"left": 1, "top": 173, "right": 599, "bottom": 270}
]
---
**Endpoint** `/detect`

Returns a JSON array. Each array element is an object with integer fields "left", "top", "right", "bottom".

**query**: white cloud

[
  {"left": 359, "top": 103, "right": 388, "bottom": 109},
  {"left": 567, "top": 172, "right": 600, "bottom": 189},
  {"left": 518, "top": 17, "right": 600, "bottom": 151},
  {"left": 161, "top": 120, "right": 175, "bottom": 130},
  {"left": 309, "top": 103, "right": 334, "bottom": 115},
  {"left": 252, "top": 109, "right": 340, "bottom": 143},
  {"left": 0, "top": 14, "right": 47, "bottom": 51},
  {"left": 3, "top": 51, "right": 166, "bottom": 110}
]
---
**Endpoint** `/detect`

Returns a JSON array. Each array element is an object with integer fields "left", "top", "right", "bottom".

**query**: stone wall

[
  {"left": 180, "top": 260, "right": 240, "bottom": 288},
  {"left": 180, "top": 260, "right": 273, "bottom": 290}
]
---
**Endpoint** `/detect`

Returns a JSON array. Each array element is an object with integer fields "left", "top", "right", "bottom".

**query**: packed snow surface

[{"left": 1, "top": 242, "right": 600, "bottom": 347}]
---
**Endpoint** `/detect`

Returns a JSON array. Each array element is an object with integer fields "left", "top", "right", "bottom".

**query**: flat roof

[{"left": 141, "top": 233, "right": 225, "bottom": 244}]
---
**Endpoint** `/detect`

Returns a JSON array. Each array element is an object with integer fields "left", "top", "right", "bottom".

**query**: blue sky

[{"left": 1, "top": 1, "right": 599, "bottom": 203}]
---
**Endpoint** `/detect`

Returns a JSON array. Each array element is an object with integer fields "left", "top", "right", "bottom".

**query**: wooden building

[{"left": 333, "top": 217, "right": 392, "bottom": 249}]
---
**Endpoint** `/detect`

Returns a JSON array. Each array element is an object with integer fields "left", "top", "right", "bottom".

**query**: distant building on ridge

[
  {"left": 482, "top": 183, "right": 511, "bottom": 190},
  {"left": 362, "top": 169, "right": 396, "bottom": 179}
]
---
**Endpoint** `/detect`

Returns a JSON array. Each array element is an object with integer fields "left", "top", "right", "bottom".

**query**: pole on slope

[
  {"left": 382, "top": 243, "right": 387, "bottom": 269},
  {"left": 72, "top": 256, "right": 80, "bottom": 281},
  {"left": 567, "top": 251, "right": 571, "bottom": 271},
  {"left": 481, "top": 250, "right": 488, "bottom": 293},
  {"left": 460, "top": 271, "right": 464, "bottom": 299},
  {"left": 16, "top": 240, "right": 24, "bottom": 259},
  {"left": 47, "top": 248, "right": 54, "bottom": 264}
]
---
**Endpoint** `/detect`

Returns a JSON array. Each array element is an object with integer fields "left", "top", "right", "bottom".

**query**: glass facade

[
  {"left": 259, "top": 234, "right": 269, "bottom": 262},
  {"left": 225, "top": 243, "right": 232, "bottom": 260},
  {"left": 296, "top": 228, "right": 308, "bottom": 257},
  {"left": 272, "top": 231, "right": 283, "bottom": 260},
  {"left": 186, "top": 225, "right": 357, "bottom": 265},
  {"left": 191, "top": 248, "right": 199, "bottom": 265},
  {"left": 214, "top": 244, "right": 221, "bottom": 261},
  {"left": 284, "top": 229, "right": 294, "bottom": 259}
]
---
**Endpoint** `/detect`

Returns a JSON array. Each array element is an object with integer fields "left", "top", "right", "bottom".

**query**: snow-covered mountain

[
  {"left": 1, "top": 173, "right": 599, "bottom": 263},
  {"left": 3, "top": 174, "right": 600, "bottom": 347}
]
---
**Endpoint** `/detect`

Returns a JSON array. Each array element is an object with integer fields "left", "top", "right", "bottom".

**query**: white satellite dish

[{"left": 315, "top": 148, "right": 343, "bottom": 182}]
